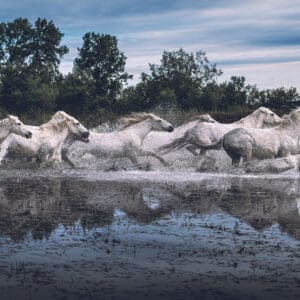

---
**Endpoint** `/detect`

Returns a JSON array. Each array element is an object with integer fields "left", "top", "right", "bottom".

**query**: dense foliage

[{"left": 0, "top": 18, "right": 299, "bottom": 126}]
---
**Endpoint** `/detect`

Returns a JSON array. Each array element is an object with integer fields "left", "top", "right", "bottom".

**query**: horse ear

[{"left": 7, "top": 115, "right": 17, "bottom": 122}]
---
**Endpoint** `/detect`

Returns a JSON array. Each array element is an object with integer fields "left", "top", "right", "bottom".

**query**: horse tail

[{"left": 157, "top": 132, "right": 191, "bottom": 154}]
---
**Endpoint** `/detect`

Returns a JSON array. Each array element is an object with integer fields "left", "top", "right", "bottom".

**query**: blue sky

[{"left": 1, "top": 0, "right": 300, "bottom": 90}]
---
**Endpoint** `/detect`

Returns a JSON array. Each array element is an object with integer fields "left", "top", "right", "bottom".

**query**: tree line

[{"left": 0, "top": 18, "right": 299, "bottom": 126}]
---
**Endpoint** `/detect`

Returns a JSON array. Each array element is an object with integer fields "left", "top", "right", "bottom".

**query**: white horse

[
  {"left": 141, "top": 113, "right": 217, "bottom": 157},
  {"left": 0, "top": 115, "right": 32, "bottom": 142},
  {"left": 222, "top": 108, "right": 300, "bottom": 166},
  {"left": 0, "top": 111, "right": 89, "bottom": 166},
  {"left": 158, "top": 107, "right": 283, "bottom": 155},
  {"left": 66, "top": 113, "right": 174, "bottom": 168}
]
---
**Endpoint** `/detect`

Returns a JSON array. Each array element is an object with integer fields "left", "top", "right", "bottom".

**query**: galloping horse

[
  {"left": 222, "top": 108, "right": 300, "bottom": 166},
  {"left": 141, "top": 113, "right": 217, "bottom": 159},
  {"left": 158, "top": 107, "right": 283, "bottom": 155},
  {"left": 0, "top": 111, "right": 89, "bottom": 166},
  {"left": 66, "top": 113, "right": 174, "bottom": 168}
]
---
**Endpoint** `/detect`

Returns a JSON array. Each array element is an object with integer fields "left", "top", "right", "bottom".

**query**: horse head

[
  {"left": 148, "top": 114, "right": 174, "bottom": 132},
  {"left": 6, "top": 115, "right": 32, "bottom": 139},
  {"left": 254, "top": 107, "right": 283, "bottom": 126},
  {"left": 51, "top": 111, "right": 90, "bottom": 143},
  {"left": 120, "top": 113, "right": 174, "bottom": 133}
]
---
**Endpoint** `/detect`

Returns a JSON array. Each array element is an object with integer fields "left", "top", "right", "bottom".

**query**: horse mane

[
  {"left": 189, "top": 113, "right": 216, "bottom": 122},
  {"left": 0, "top": 117, "right": 10, "bottom": 127},
  {"left": 40, "top": 111, "right": 75, "bottom": 133},
  {"left": 119, "top": 113, "right": 155, "bottom": 130},
  {"left": 281, "top": 107, "right": 300, "bottom": 127},
  {"left": 236, "top": 107, "right": 271, "bottom": 125},
  {"left": 242, "top": 107, "right": 267, "bottom": 120},
  {"left": 0, "top": 115, "right": 19, "bottom": 127},
  {"left": 290, "top": 107, "right": 300, "bottom": 117},
  {"left": 255, "top": 107, "right": 273, "bottom": 114}
]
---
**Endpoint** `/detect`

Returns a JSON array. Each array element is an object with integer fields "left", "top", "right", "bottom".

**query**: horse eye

[
  {"left": 157, "top": 119, "right": 162, "bottom": 122},
  {"left": 17, "top": 122, "right": 22, "bottom": 126},
  {"left": 76, "top": 122, "right": 80, "bottom": 126}
]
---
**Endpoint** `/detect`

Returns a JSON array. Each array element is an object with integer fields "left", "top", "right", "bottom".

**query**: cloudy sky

[{"left": 1, "top": 0, "right": 300, "bottom": 90}]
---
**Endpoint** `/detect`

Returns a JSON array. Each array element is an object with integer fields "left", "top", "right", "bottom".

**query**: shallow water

[{"left": 0, "top": 170, "right": 299, "bottom": 300}]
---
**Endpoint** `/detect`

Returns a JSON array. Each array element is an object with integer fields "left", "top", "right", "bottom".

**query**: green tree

[
  {"left": 137, "top": 48, "right": 222, "bottom": 109},
  {"left": 0, "top": 65, "right": 57, "bottom": 114},
  {"left": 197, "top": 82, "right": 223, "bottom": 111},
  {"left": 259, "top": 87, "right": 299, "bottom": 111},
  {"left": 219, "top": 76, "right": 258, "bottom": 109},
  {"left": 28, "top": 18, "right": 69, "bottom": 80},
  {"left": 74, "top": 33, "right": 132, "bottom": 108},
  {"left": 56, "top": 73, "right": 94, "bottom": 117},
  {"left": 0, "top": 18, "right": 68, "bottom": 114},
  {"left": 0, "top": 18, "right": 68, "bottom": 78},
  {"left": 0, "top": 18, "right": 32, "bottom": 67}
]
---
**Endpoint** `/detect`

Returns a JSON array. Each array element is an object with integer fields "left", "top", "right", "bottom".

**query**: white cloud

[{"left": 222, "top": 61, "right": 300, "bottom": 90}]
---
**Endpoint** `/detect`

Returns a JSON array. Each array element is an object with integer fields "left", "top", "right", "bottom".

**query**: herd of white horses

[{"left": 1, "top": 107, "right": 300, "bottom": 172}]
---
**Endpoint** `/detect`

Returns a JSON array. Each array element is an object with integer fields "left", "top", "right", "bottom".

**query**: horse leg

[
  {"left": 277, "top": 145, "right": 289, "bottom": 158},
  {"left": 0, "top": 135, "right": 16, "bottom": 165},
  {"left": 139, "top": 150, "right": 169, "bottom": 166},
  {"left": 231, "top": 154, "right": 241, "bottom": 167},
  {"left": 186, "top": 145, "right": 200, "bottom": 156},
  {"left": 61, "top": 149, "right": 76, "bottom": 168},
  {"left": 242, "top": 148, "right": 253, "bottom": 167},
  {"left": 127, "top": 152, "right": 138, "bottom": 164},
  {"left": 46, "top": 147, "right": 63, "bottom": 165},
  {"left": 200, "top": 148, "right": 207, "bottom": 155},
  {"left": 128, "top": 153, "right": 144, "bottom": 169},
  {"left": 62, "top": 152, "right": 76, "bottom": 168}
]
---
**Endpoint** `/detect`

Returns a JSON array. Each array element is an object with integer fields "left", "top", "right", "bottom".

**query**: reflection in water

[
  {"left": 0, "top": 175, "right": 299, "bottom": 241},
  {"left": 0, "top": 174, "right": 299, "bottom": 300},
  {"left": 217, "top": 179, "right": 300, "bottom": 239}
]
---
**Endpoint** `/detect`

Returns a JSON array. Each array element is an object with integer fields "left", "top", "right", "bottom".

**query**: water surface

[{"left": 0, "top": 170, "right": 299, "bottom": 300}]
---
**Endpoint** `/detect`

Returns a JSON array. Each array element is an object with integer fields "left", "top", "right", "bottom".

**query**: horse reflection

[
  {"left": 0, "top": 178, "right": 170, "bottom": 240},
  {"left": 161, "top": 177, "right": 300, "bottom": 240},
  {"left": 219, "top": 178, "right": 300, "bottom": 240},
  {"left": 0, "top": 176, "right": 299, "bottom": 241},
  {"left": 61, "top": 180, "right": 170, "bottom": 225},
  {"left": 0, "top": 178, "right": 69, "bottom": 240}
]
